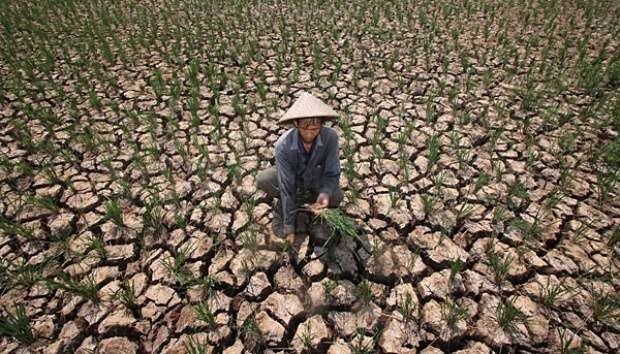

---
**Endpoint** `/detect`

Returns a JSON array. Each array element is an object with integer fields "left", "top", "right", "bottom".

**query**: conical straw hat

[{"left": 278, "top": 91, "right": 339, "bottom": 125}]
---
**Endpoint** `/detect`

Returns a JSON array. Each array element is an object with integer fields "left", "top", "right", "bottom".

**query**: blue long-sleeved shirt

[{"left": 274, "top": 126, "right": 341, "bottom": 235}]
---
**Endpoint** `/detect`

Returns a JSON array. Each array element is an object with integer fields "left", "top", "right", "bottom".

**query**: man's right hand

[{"left": 286, "top": 233, "right": 295, "bottom": 245}]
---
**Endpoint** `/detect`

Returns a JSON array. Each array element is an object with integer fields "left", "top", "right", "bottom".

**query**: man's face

[{"left": 295, "top": 118, "right": 322, "bottom": 144}]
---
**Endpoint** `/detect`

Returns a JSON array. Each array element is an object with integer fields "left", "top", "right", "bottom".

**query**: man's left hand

[{"left": 315, "top": 192, "right": 330, "bottom": 209}]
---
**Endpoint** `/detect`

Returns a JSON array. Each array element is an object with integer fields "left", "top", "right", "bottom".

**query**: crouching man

[{"left": 256, "top": 91, "right": 344, "bottom": 246}]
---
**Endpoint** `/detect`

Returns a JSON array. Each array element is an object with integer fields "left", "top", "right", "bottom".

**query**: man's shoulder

[
  {"left": 275, "top": 127, "right": 296, "bottom": 151},
  {"left": 320, "top": 126, "right": 339, "bottom": 143},
  {"left": 321, "top": 126, "right": 338, "bottom": 136}
]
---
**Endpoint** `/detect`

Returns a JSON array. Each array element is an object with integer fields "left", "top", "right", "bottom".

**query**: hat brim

[{"left": 277, "top": 115, "right": 338, "bottom": 125}]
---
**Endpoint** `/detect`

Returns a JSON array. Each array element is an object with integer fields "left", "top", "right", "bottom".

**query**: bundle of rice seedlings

[
  {"left": 313, "top": 208, "right": 357, "bottom": 238},
  {"left": 304, "top": 205, "right": 369, "bottom": 253}
]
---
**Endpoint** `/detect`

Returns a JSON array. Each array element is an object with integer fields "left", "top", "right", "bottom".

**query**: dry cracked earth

[{"left": 0, "top": 0, "right": 619, "bottom": 353}]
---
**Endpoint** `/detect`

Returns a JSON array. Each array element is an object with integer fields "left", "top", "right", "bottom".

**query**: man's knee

[
  {"left": 256, "top": 167, "right": 279, "bottom": 197},
  {"left": 255, "top": 169, "right": 269, "bottom": 191}
]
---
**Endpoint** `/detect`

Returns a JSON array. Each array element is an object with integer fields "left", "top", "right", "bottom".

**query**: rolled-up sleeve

[
  {"left": 275, "top": 144, "right": 297, "bottom": 235},
  {"left": 319, "top": 132, "right": 341, "bottom": 196}
]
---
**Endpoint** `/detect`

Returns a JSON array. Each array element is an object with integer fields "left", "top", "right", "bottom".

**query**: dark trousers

[{"left": 255, "top": 166, "right": 344, "bottom": 208}]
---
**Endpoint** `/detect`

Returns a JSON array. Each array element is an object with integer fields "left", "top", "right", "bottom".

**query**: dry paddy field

[{"left": 0, "top": 0, "right": 619, "bottom": 353}]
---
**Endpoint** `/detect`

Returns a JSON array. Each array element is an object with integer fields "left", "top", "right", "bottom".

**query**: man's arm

[
  {"left": 275, "top": 144, "right": 297, "bottom": 235},
  {"left": 319, "top": 131, "right": 341, "bottom": 197}
]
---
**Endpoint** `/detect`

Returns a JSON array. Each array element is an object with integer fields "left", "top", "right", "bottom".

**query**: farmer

[{"left": 256, "top": 91, "right": 343, "bottom": 247}]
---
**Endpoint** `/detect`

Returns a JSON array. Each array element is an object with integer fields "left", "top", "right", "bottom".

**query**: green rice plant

[
  {"left": 455, "top": 201, "right": 474, "bottom": 224},
  {"left": 239, "top": 228, "right": 259, "bottom": 252},
  {"left": 0, "top": 304, "right": 33, "bottom": 345},
  {"left": 241, "top": 259, "right": 257, "bottom": 282},
  {"left": 0, "top": 156, "right": 13, "bottom": 175},
  {"left": 79, "top": 125, "right": 100, "bottom": 153},
  {"left": 370, "top": 133, "right": 383, "bottom": 160},
  {"left": 161, "top": 243, "right": 195, "bottom": 286},
  {"left": 539, "top": 277, "right": 572, "bottom": 308},
  {"left": 226, "top": 162, "right": 242, "bottom": 185},
  {"left": 143, "top": 200, "right": 165, "bottom": 235},
  {"left": 296, "top": 321, "right": 314, "bottom": 352},
  {"left": 104, "top": 198, "right": 123, "bottom": 227},
  {"left": 169, "top": 78, "right": 182, "bottom": 106},
  {"left": 485, "top": 250, "right": 512, "bottom": 286},
  {"left": 114, "top": 279, "right": 136, "bottom": 313},
  {"left": 47, "top": 273, "right": 99, "bottom": 304},
  {"left": 0, "top": 258, "right": 47, "bottom": 292},
  {"left": 491, "top": 206, "right": 507, "bottom": 228},
  {"left": 519, "top": 73, "right": 539, "bottom": 112},
  {"left": 608, "top": 57, "right": 620, "bottom": 88},
  {"left": 405, "top": 246, "right": 421, "bottom": 275},
  {"left": 342, "top": 142, "right": 358, "bottom": 181},
  {"left": 356, "top": 279, "right": 373, "bottom": 306},
  {"left": 430, "top": 171, "right": 446, "bottom": 196},
  {"left": 396, "top": 293, "right": 417, "bottom": 322},
  {"left": 426, "top": 134, "right": 441, "bottom": 170},
  {"left": 240, "top": 314, "right": 262, "bottom": 350},
  {"left": 543, "top": 189, "right": 564, "bottom": 213},
  {"left": 558, "top": 165, "right": 573, "bottom": 192},
  {"left": 349, "top": 328, "right": 379, "bottom": 354},
  {"left": 449, "top": 259, "right": 465, "bottom": 281},
  {"left": 189, "top": 276, "right": 216, "bottom": 299},
  {"left": 39, "top": 162, "right": 62, "bottom": 184},
  {"left": 0, "top": 260, "right": 12, "bottom": 292},
  {"left": 194, "top": 300, "right": 217, "bottom": 328},
  {"left": 375, "top": 113, "right": 388, "bottom": 132},
  {"left": 556, "top": 327, "right": 587, "bottom": 354},
  {"left": 608, "top": 227, "right": 620, "bottom": 255},
  {"left": 117, "top": 176, "right": 131, "bottom": 199},
  {"left": 595, "top": 170, "right": 618, "bottom": 203},
  {"left": 255, "top": 78, "right": 268, "bottom": 100},
  {"left": 174, "top": 139, "right": 189, "bottom": 163},
  {"left": 26, "top": 195, "right": 58, "bottom": 214},
  {"left": 322, "top": 278, "right": 337, "bottom": 302},
  {"left": 525, "top": 147, "right": 540, "bottom": 169},
  {"left": 420, "top": 193, "right": 437, "bottom": 217},
  {"left": 184, "top": 335, "right": 209, "bottom": 354},
  {"left": 208, "top": 104, "right": 222, "bottom": 139},
  {"left": 569, "top": 221, "right": 591, "bottom": 244},
  {"left": 369, "top": 236, "right": 388, "bottom": 261},
  {"left": 507, "top": 180, "right": 529, "bottom": 200},
  {"left": 578, "top": 56, "right": 604, "bottom": 96},
  {"left": 398, "top": 150, "right": 410, "bottom": 181},
  {"left": 150, "top": 68, "right": 165, "bottom": 100},
  {"left": 509, "top": 217, "right": 539, "bottom": 241},
  {"left": 474, "top": 173, "right": 490, "bottom": 193},
  {"left": 174, "top": 211, "right": 187, "bottom": 229},
  {"left": 208, "top": 195, "right": 222, "bottom": 216},
  {"left": 488, "top": 128, "right": 503, "bottom": 155},
  {"left": 591, "top": 288, "right": 620, "bottom": 324},
  {"left": 244, "top": 196, "right": 257, "bottom": 223},
  {"left": 232, "top": 93, "right": 246, "bottom": 118},
  {"left": 441, "top": 299, "right": 469, "bottom": 328},
  {"left": 388, "top": 186, "right": 401, "bottom": 208},
  {"left": 88, "top": 90, "right": 102, "bottom": 111},
  {"left": 496, "top": 297, "right": 528, "bottom": 332},
  {"left": 0, "top": 217, "right": 34, "bottom": 240},
  {"left": 187, "top": 58, "right": 199, "bottom": 87},
  {"left": 88, "top": 233, "right": 107, "bottom": 260}
]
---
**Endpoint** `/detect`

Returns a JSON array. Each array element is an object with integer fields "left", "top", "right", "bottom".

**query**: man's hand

[
  {"left": 314, "top": 192, "right": 330, "bottom": 209},
  {"left": 285, "top": 233, "right": 295, "bottom": 246}
]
